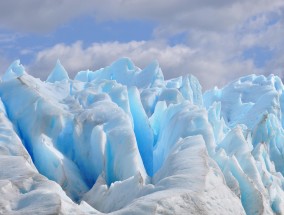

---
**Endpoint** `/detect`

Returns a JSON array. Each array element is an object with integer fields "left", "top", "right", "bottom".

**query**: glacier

[{"left": 0, "top": 58, "right": 284, "bottom": 214}]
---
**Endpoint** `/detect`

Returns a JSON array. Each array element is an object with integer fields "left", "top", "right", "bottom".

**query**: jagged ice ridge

[{"left": 1, "top": 58, "right": 284, "bottom": 214}]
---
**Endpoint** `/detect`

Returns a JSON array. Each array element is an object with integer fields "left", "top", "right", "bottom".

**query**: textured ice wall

[{"left": 1, "top": 58, "right": 284, "bottom": 214}]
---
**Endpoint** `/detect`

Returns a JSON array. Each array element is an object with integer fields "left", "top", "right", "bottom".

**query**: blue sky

[{"left": 0, "top": 0, "right": 284, "bottom": 89}]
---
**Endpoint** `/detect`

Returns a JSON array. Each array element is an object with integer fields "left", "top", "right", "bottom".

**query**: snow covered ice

[{"left": 1, "top": 58, "right": 284, "bottom": 214}]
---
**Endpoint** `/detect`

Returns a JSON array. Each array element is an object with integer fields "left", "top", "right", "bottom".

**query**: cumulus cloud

[
  {"left": 0, "top": 0, "right": 283, "bottom": 34},
  {"left": 0, "top": 0, "right": 94, "bottom": 32},
  {"left": 28, "top": 40, "right": 260, "bottom": 90},
  {"left": 29, "top": 40, "right": 196, "bottom": 79},
  {"left": 238, "top": 11, "right": 284, "bottom": 78},
  {"left": 0, "top": 56, "right": 10, "bottom": 75},
  {"left": 25, "top": 7, "right": 284, "bottom": 90},
  {"left": 1, "top": 1, "right": 284, "bottom": 89}
]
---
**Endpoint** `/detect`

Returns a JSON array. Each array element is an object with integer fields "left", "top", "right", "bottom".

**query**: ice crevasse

[{"left": 0, "top": 58, "right": 284, "bottom": 214}]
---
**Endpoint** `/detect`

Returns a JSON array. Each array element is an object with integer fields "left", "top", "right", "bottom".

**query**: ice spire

[
  {"left": 46, "top": 59, "right": 69, "bottom": 83},
  {"left": 2, "top": 59, "right": 25, "bottom": 81}
]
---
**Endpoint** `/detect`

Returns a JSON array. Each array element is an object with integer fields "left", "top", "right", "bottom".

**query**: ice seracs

[
  {"left": 1, "top": 59, "right": 25, "bottom": 82},
  {"left": 1, "top": 58, "right": 284, "bottom": 214},
  {"left": 46, "top": 59, "right": 69, "bottom": 83}
]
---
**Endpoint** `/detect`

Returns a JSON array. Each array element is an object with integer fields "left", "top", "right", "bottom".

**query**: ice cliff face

[{"left": 0, "top": 58, "right": 284, "bottom": 214}]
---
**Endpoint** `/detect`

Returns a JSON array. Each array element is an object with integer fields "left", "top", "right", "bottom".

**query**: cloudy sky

[{"left": 0, "top": 0, "right": 284, "bottom": 90}]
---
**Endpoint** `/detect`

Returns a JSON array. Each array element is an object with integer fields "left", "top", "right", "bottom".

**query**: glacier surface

[{"left": 1, "top": 58, "right": 284, "bottom": 214}]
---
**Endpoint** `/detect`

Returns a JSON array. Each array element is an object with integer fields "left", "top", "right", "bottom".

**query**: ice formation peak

[
  {"left": 111, "top": 57, "right": 136, "bottom": 70},
  {"left": 46, "top": 59, "right": 69, "bottom": 83},
  {"left": 2, "top": 59, "right": 25, "bottom": 81},
  {"left": 1, "top": 58, "right": 284, "bottom": 214}
]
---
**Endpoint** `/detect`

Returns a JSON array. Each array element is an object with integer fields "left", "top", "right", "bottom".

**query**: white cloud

[
  {"left": 0, "top": 56, "right": 11, "bottom": 76},
  {"left": 28, "top": 40, "right": 260, "bottom": 90},
  {"left": 1, "top": 0, "right": 284, "bottom": 89},
  {"left": 238, "top": 10, "right": 284, "bottom": 78},
  {"left": 0, "top": 0, "right": 283, "bottom": 34},
  {"left": 29, "top": 40, "right": 196, "bottom": 79},
  {"left": 0, "top": 0, "right": 94, "bottom": 32}
]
